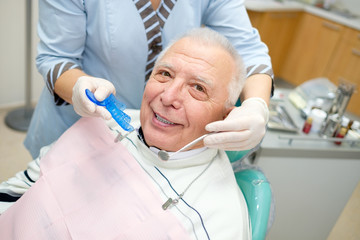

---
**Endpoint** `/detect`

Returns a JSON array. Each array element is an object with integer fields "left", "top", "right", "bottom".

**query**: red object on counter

[
  {"left": 302, "top": 117, "right": 313, "bottom": 134},
  {"left": 334, "top": 127, "right": 347, "bottom": 145}
]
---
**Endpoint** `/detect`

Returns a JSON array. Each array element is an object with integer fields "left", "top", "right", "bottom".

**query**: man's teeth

[{"left": 156, "top": 114, "right": 175, "bottom": 125}]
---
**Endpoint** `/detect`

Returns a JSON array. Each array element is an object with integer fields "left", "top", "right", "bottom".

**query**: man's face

[{"left": 140, "top": 37, "right": 235, "bottom": 151}]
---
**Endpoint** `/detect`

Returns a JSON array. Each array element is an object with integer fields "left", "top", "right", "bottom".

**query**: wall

[
  {"left": 0, "top": 0, "right": 43, "bottom": 108},
  {"left": 246, "top": 0, "right": 360, "bottom": 15},
  {"left": 296, "top": 0, "right": 360, "bottom": 15},
  {"left": 339, "top": 0, "right": 360, "bottom": 16}
]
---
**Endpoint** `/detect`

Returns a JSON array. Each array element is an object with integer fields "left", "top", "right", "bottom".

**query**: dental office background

[
  {"left": 1, "top": 1, "right": 360, "bottom": 240},
  {"left": 1, "top": 0, "right": 360, "bottom": 109},
  {"left": 1, "top": 0, "right": 360, "bottom": 108}
]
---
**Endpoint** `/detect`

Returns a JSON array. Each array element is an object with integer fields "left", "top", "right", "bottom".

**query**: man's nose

[{"left": 160, "top": 80, "right": 184, "bottom": 109}]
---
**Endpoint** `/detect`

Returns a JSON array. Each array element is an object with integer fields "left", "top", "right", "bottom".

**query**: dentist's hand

[
  {"left": 72, "top": 76, "right": 116, "bottom": 120},
  {"left": 204, "top": 97, "right": 269, "bottom": 151}
]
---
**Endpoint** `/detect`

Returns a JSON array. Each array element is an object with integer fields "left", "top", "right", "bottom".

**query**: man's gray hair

[{"left": 155, "top": 27, "right": 246, "bottom": 107}]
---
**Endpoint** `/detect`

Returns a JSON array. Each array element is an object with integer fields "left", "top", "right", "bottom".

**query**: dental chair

[
  {"left": 227, "top": 150, "right": 272, "bottom": 240},
  {"left": 226, "top": 99, "right": 272, "bottom": 240}
]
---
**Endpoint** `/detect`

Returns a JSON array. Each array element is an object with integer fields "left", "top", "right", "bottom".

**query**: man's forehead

[{"left": 167, "top": 38, "right": 216, "bottom": 63}]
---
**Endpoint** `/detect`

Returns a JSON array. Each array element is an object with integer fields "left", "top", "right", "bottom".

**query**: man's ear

[{"left": 223, "top": 106, "right": 235, "bottom": 120}]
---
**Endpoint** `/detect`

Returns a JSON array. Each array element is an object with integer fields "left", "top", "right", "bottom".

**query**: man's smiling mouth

[{"left": 155, "top": 113, "right": 176, "bottom": 125}]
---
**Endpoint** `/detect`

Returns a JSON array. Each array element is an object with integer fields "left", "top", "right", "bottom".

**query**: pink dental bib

[{"left": 0, "top": 117, "right": 191, "bottom": 240}]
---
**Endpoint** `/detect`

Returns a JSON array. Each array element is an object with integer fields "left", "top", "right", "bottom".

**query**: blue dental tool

[{"left": 85, "top": 89, "right": 134, "bottom": 132}]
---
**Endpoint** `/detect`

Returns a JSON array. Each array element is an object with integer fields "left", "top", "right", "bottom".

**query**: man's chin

[
  {"left": 148, "top": 140, "right": 180, "bottom": 152},
  {"left": 143, "top": 133, "right": 175, "bottom": 151},
  {"left": 147, "top": 136, "right": 206, "bottom": 152}
]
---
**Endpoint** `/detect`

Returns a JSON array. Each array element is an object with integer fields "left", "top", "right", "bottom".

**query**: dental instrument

[
  {"left": 85, "top": 89, "right": 135, "bottom": 140},
  {"left": 158, "top": 132, "right": 216, "bottom": 161}
]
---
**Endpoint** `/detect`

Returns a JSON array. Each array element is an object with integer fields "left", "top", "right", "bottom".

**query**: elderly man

[{"left": 0, "top": 28, "right": 251, "bottom": 239}]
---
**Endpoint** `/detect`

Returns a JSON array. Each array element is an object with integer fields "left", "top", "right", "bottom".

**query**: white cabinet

[{"left": 257, "top": 155, "right": 360, "bottom": 240}]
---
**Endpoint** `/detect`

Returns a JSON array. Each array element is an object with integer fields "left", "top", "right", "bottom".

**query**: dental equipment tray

[{"left": 268, "top": 102, "right": 299, "bottom": 133}]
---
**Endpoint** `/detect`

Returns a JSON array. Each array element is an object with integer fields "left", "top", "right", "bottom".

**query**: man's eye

[
  {"left": 194, "top": 84, "right": 205, "bottom": 92},
  {"left": 161, "top": 71, "right": 171, "bottom": 77}
]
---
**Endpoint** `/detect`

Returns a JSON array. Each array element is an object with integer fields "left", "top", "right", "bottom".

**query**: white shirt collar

[{"left": 149, "top": 146, "right": 208, "bottom": 160}]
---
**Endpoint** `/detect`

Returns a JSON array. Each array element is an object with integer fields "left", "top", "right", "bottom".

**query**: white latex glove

[
  {"left": 72, "top": 76, "right": 116, "bottom": 120},
  {"left": 204, "top": 97, "right": 269, "bottom": 151}
]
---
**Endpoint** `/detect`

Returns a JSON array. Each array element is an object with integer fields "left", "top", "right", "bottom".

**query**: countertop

[
  {"left": 245, "top": 0, "right": 360, "bottom": 31},
  {"left": 259, "top": 89, "right": 360, "bottom": 159}
]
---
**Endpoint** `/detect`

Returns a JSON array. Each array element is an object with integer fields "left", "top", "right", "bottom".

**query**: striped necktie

[{"left": 134, "top": 0, "right": 177, "bottom": 81}]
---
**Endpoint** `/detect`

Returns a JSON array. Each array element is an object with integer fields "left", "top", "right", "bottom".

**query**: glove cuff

[{"left": 242, "top": 97, "right": 269, "bottom": 123}]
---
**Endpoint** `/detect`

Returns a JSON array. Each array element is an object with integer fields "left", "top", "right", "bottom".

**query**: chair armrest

[{"left": 235, "top": 169, "right": 272, "bottom": 240}]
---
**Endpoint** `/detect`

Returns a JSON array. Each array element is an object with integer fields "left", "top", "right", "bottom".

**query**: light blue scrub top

[{"left": 25, "top": 0, "right": 273, "bottom": 158}]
